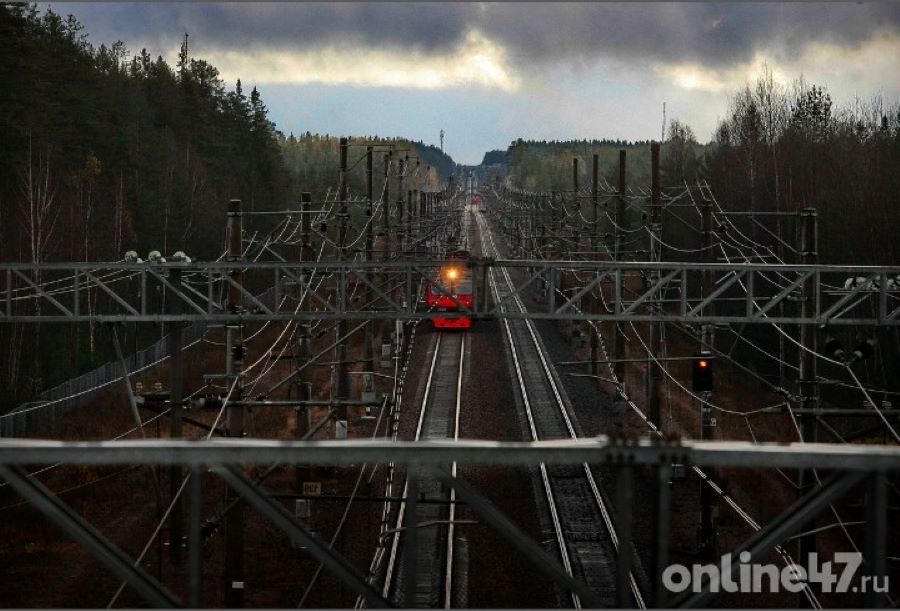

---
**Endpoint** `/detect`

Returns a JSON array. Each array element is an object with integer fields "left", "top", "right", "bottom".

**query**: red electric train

[{"left": 425, "top": 250, "right": 474, "bottom": 329}]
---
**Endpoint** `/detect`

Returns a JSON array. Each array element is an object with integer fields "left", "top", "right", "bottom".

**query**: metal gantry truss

[
  {"left": 0, "top": 437, "right": 896, "bottom": 608},
  {"left": 2, "top": 259, "right": 899, "bottom": 325}
]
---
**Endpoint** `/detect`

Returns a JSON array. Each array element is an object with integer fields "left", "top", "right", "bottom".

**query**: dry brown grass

[{"left": 0, "top": 308, "right": 400, "bottom": 607}]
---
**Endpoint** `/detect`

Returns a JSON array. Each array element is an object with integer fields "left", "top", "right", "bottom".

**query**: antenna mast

[
  {"left": 662, "top": 101, "right": 666, "bottom": 141},
  {"left": 179, "top": 32, "right": 189, "bottom": 78}
]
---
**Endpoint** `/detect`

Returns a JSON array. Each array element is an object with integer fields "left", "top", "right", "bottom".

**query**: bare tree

[
  {"left": 664, "top": 118, "right": 697, "bottom": 183},
  {"left": 17, "top": 128, "right": 60, "bottom": 392},
  {"left": 19, "top": 129, "right": 59, "bottom": 271},
  {"left": 753, "top": 63, "right": 789, "bottom": 212},
  {"left": 728, "top": 85, "right": 764, "bottom": 225}
]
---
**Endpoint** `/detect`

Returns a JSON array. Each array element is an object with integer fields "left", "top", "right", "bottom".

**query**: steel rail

[
  {"left": 382, "top": 326, "right": 466, "bottom": 606},
  {"left": 480, "top": 217, "right": 578, "bottom": 607},
  {"left": 478, "top": 210, "right": 646, "bottom": 609},
  {"left": 489, "top": 184, "right": 826, "bottom": 609},
  {"left": 384, "top": 327, "right": 441, "bottom": 599},
  {"left": 445, "top": 332, "right": 464, "bottom": 609},
  {"left": 380, "top": 325, "right": 443, "bottom": 600}
]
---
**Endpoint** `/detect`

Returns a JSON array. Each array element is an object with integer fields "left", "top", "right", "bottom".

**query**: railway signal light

[
  {"left": 825, "top": 335, "right": 845, "bottom": 361},
  {"left": 232, "top": 343, "right": 245, "bottom": 364},
  {"left": 824, "top": 334, "right": 876, "bottom": 365},
  {"left": 849, "top": 338, "right": 877, "bottom": 364},
  {"left": 692, "top": 353, "right": 714, "bottom": 392}
]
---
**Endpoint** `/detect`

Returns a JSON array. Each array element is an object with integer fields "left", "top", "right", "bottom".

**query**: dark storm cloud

[
  {"left": 60, "top": 2, "right": 479, "bottom": 54},
  {"left": 477, "top": 3, "right": 900, "bottom": 68},
  {"left": 59, "top": 2, "right": 900, "bottom": 68}
]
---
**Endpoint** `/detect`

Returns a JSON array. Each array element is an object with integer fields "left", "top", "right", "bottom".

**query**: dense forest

[
  {"left": 3, "top": 2, "right": 897, "bottom": 411},
  {"left": 705, "top": 71, "right": 900, "bottom": 266},
  {"left": 502, "top": 68, "right": 900, "bottom": 267},
  {"left": 504, "top": 138, "right": 675, "bottom": 192},
  {"left": 498, "top": 70, "right": 900, "bottom": 398},
  {"left": 279, "top": 132, "right": 453, "bottom": 202},
  {"left": 480, "top": 149, "right": 508, "bottom": 167},
  {"left": 0, "top": 5, "right": 287, "bottom": 266},
  {"left": 0, "top": 4, "right": 288, "bottom": 407},
  {"left": 699, "top": 71, "right": 900, "bottom": 395},
  {"left": 0, "top": 4, "right": 456, "bottom": 409}
]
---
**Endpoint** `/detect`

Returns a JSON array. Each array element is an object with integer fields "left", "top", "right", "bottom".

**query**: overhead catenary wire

[
  {"left": 483, "top": 186, "right": 823, "bottom": 608},
  {"left": 497, "top": 173, "right": 895, "bottom": 606}
]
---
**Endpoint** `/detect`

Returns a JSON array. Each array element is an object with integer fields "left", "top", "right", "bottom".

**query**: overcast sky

[{"left": 49, "top": 2, "right": 900, "bottom": 165}]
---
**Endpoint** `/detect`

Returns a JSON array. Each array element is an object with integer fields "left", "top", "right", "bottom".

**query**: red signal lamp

[{"left": 692, "top": 353, "right": 713, "bottom": 392}]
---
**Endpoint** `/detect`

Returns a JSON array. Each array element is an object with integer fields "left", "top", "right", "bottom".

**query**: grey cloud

[
  {"left": 59, "top": 2, "right": 478, "bottom": 54},
  {"left": 57, "top": 2, "right": 900, "bottom": 69},
  {"left": 477, "top": 3, "right": 900, "bottom": 68}
]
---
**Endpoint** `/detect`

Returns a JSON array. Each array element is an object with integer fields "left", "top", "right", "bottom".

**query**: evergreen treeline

[
  {"left": 704, "top": 70, "right": 900, "bottom": 395},
  {"left": 502, "top": 68, "right": 900, "bottom": 266},
  {"left": 480, "top": 150, "right": 507, "bottom": 166},
  {"left": 0, "top": 4, "right": 287, "bottom": 266},
  {"left": 504, "top": 139, "right": 674, "bottom": 192},
  {"left": 0, "top": 4, "right": 288, "bottom": 407},
  {"left": 499, "top": 69, "right": 900, "bottom": 397},
  {"left": 279, "top": 133, "right": 453, "bottom": 203},
  {"left": 0, "top": 4, "right": 459, "bottom": 409},
  {"left": 706, "top": 70, "right": 900, "bottom": 266}
]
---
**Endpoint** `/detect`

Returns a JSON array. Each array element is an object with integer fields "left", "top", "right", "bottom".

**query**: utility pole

[
  {"left": 699, "top": 193, "right": 717, "bottom": 561},
  {"left": 614, "top": 150, "right": 627, "bottom": 393},
  {"left": 646, "top": 143, "right": 667, "bottom": 603},
  {"left": 592, "top": 153, "right": 599, "bottom": 254},
  {"left": 572, "top": 157, "right": 580, "bottom": 254},
  {"left": 366, "top": 147, "right": 374, "bottom": 260},
  {"left": 531, "top": 191, "right": 538, "bottom": 242},
  {"left": 648, "top": 142, "right": 662, "bottom": 427},
  {"left": 797, "top": 207, "right": 818, "bottom": 567},
  {"left": 550, "top": 191, "right": 563, "bottom": 311},
  {"left": 557, "top": 190, "right": 565, "bottom": 256},
  {"left": 551, "top": 191, "right": 562, "bottom": 310},
  {"left": 539, "top": 195, "right": 548, "bottom": 300},
  {"left": 411, "top": 189, "right": 418, "bottom": 249},
  {"left": 383, "top": 151, "right": 392, "bottom": 261},
  {"left": 700, "top": 197, "right": 715, "bottom": 348},
  {"left": 168, "top": 266, "right": 184, "bottom": 564},
  {"left": 565, "top": 158, "right": 578, "bottom": 343},
  {"left": 590, "top": 154, "right": 599, "bottom": 379},
  {"left": 224, "top": 198, "right": 245, "bottom": 608},
  {"left": 777, "top": 220, "right": 787, "bottom": 389},
  {"left": 336, "top": 137, "right": 349, "bottom": 434},
  {"left": 419, "top": 191, "right": 427, "bottom": 255},
  {"left": 296, "top": 192, "right": 313, "bottom": 491},
  {"left": 364, "top": 147, "right": 375, "bottom": 375},
  {"left": 382, "top": 151, "right": 393, "bottom": 371},
  {"left": 407, "top": 188, "right": 413, "bottom": 251},
  {"left": 397, "top": 158, "right": 406, "bottom": 254}
]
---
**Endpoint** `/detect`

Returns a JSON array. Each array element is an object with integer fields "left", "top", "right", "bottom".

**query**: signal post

[
  {"left": 296, "top": 193, "right": 314, "bottom": 490},
  {"left": 224, "top": 198, "right": 245, "bottom": 608}
]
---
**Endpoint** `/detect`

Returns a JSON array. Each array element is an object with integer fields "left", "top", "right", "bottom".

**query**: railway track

[
  {"left": 476, "top": 208, "right": 646, "bottom": 609},
  {"left": 382, "top": 330, "right": 465, "bottom": 607}
]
